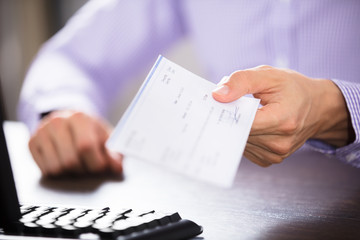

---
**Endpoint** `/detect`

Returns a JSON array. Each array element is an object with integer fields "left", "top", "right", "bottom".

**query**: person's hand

[
  {"left": 212, "top": 65, "right": 352, "bottom": 167},
  {"left": 28, "top": 110, "right": 123, "bottom": 177}
]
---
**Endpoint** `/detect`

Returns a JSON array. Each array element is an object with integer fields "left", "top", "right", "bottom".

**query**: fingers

[
  {"left": 47, "top": 116, "right": 84, "bottom": 174},
  {"left": 69, "top": 113, "right": 108, "bottom": 173},
  {"left": 245, "top": 140, "right": 289, "bottom": 166},
  {"left": 244, "top": 141, "right": 289, "bottom": 167},
  {"left": 28, "top": 111, "right": 123, "bottom": 177},
  {"left": 245, "top": 142, "right": 284, "bottom": 166},
  {"left": 244, "top": 147, "right": 272, "bottom": 167},
  {"left": 212, "top": 65, "right": 318, "bottom": 167},
  {"left": 105, "top": 149, "right": 123, "bottom": 173},
  {"left": 250, "top": 104, "right": 301, "bottom": 136},
  {"left": 29, "top": 132, "right": 62, "bottom": 176},
  {"left": 93, "top": 117, "right": 123, "bottom": 174},
  {"left": 212, "top": 65, "right": 278, "bottom": 103},
  {"left": 244, "top": 130, "right": 308, "bottom": 167}
]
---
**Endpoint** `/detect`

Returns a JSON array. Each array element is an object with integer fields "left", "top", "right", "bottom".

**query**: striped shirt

[{"left": 18, "top": 0, "right": 360, "bottom": 167}]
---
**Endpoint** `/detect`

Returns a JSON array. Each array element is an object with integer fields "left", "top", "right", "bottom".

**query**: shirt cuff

[{"left": 307, "top": 79, "right": 360, "bottom": 168}]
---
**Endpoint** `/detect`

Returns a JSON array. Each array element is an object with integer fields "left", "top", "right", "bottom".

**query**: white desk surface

[{"left": 3, "top": 121, "right": 360, "bottom": 240}]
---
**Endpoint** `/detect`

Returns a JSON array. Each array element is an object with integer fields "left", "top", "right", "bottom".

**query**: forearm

[{"left": 17, "top": 0, "right": 185, "bottom": 132}]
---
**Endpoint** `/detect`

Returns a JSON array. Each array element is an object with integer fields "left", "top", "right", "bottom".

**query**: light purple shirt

[{"left": 18, "top": 0, "right": 360, "bottom": 167}]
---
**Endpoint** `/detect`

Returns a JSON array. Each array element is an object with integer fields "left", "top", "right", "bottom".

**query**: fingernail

[{"left": 213, "top": 84, "right": 229, "bottom": 96}]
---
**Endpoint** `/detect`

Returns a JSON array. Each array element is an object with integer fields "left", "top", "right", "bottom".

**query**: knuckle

[
  {"left": 256, "top": 64, "right": 273, "bottom": 70},
  {"left": 231, "top": 70, "right": 243, "bottom": 78},
  {"left": 227, "top": 71, "right": 241, "bottom": 83},
  {"left": 230, "top": 70, "right": 250, "bottom": 81},
  {"left": 34, "top": 128, "right": 48, "bottom": 142},
  {"left": 88, "top": 159, "right": 107, "bottom": 173},
  {"left": 262, "top": 163, "right": 272, "bottom": 168},
  {"left": 231, "top": 69, "right": 251, "bottom": 78},
  {"left": 257, "top": 160, "right": 272, "bottom": 167},
  {"left": 62, "top": 156, "right": 79, "bottom": 170},
  {"left": 70, "top": 111, "right": 87, "bottom": 121},
  {"left": 268, "top": 154, "right": 284, "bottom": 164},
  {"left": 268, "top": 141, "right": 292, "bottom": 156},
  {"left": 280, "top": 118, "right": 299, "bottom": 135},
  {"left": 244, "top": 151, "right": 272, "bottom": 167},
  {"left": 95, "top": 161, "right": 107, "bottom": 172},
  {"left": 255, "top": 65, "right": 279, "bottom": 78},
  {"left": 47, "top": 166, "right": 62, "bottom": 176},
  {"left": 35, "top": 124, "right": 47, "bottom": 135},
  {"left": 77, "top": 139, "right": 95, "bottom": 154},
  {"left": 229, "top": 70, "right": 252, "bottom": 90},
  {"left": 49, "top": 116, "right": 66, "bottom": 129}
]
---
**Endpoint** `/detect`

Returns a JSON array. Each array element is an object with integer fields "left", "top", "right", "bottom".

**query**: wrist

[{"left": 310, "top": 79, "right": 352, "bottom": 147}]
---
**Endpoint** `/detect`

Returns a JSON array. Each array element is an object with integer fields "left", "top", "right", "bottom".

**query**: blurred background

[
  {"left": 0, "top": 0, "right": 88, "bottom": 120},
  {"left": 0, "top": 0, "right": 202, "bottom": 123}
]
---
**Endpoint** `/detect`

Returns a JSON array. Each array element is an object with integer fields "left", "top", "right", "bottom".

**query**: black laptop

[{"left": 0, "top": 108, "right": 203, "bottom": 239}]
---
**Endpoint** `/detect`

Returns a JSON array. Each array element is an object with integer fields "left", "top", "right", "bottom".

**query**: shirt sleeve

[
  {"left": 306, "top": 79, "right": 360, "bottom": 168},
  {"left": 17, "top": 0, "right": 186, "bottom": 132}
]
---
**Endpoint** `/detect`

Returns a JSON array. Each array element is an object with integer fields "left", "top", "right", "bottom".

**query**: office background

[
  {"left": 0, "top": 0, "right": 203, "bottom": 124},
  {"left": 2, "top": 3, "right": 360, "bottom": 238}
]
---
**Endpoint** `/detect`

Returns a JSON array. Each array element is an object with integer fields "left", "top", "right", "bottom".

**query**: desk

[{"left": 4, "top": 121, "right": 360, "bottom": 239}]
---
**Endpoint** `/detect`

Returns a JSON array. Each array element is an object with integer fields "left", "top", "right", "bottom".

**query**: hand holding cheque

[
  {"left": 213, "top": 65, "right": 352, "bottom": 167},
  {"left": 28, "top": 59, "right": 352, "bottom": 184}
]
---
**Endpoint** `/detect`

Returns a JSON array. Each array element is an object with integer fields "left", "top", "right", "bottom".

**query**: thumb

[{"left": 212, "top": 66, "right": 274, "bottom": 103}]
